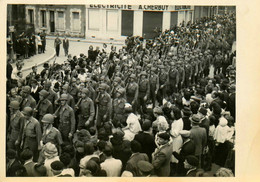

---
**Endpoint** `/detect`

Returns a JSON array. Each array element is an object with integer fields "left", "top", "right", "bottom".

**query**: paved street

[{"left": 21, "top": 38, "right": 124, "bottom": 77}]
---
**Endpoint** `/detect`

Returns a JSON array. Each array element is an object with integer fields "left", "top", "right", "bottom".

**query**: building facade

[{"left": 25, "top": 5, "right": 86, "bottom": 37}]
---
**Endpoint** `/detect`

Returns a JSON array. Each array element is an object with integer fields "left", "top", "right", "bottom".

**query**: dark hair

[
  {"left": 130, "top": 140, "right": 142, "bottom": 153},
  {"left": 62, "top": 144, "right": 75, "bottom": 158},
  {"left": 84, "top": 142, "right": 95, "bottom": 155},
  {"left": 20, "top": 148, "right": 33, "bottom": 161},
  {"left": 59, "top": 152, "right": 71, "bottom": 167},
  {"left": 97, "top": 140, "right": 107, "bottom": 152},
  {"left": 103, "top": 145, "right": 113, "bottom": 157},
  {"left": 172, "top": 106, "right": 182, "bottom": 120},
  {"left": 86, "top": 159, "right": 100, "bottom": 175},
  {"left": 190, "top": 101, "right": 199, "bottom": 114}
]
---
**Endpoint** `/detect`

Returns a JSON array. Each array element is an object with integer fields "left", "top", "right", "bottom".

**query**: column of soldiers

[{"left": 6, "top": 13, "right": 236, "bottom": 177}]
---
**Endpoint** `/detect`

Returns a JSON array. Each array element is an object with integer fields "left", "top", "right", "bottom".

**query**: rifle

[{"left": 33, "top": 99, "right": 42, "bottom": 118}]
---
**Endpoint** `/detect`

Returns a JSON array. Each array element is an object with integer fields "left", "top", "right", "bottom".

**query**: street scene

[{"left": 6, "top": 4, "right": 236, "bottom": 177}]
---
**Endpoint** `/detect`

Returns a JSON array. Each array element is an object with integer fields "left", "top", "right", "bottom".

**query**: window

[
  {"left": 106, "top": 10, "right": 118, "bottom": 32},
  {"left": 41, "top": 10, "right": 46, "bottom": 27},
  {"left": 28, "top": 9, "right": 34, "bottom": 24},
  {"left": 57, "top": 11, "right": 65, "bottom": 30},
  {"left": 88, "top": 9, "right": 100, "bottom": 30},
  {"left": 72, "top": 12, "right": 80, "bottom": 31}
]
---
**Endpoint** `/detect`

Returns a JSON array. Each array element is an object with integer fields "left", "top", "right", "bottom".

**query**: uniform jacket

[
  {"left": 58, "top": 104, "right": 76, "bottom": 134},
  {"left": 63, "top": 39, "right": 69, "bottom": 49},
  {"left": 41, "top": 127, "right": 63, "bottom": 146},
  {"left": 38, "top": 99, "right": 54, "bottom": 118},
  {"left": 20, "top": 95, "right": 36, "bottom": 110},
  {"left": 78, "top": 97, "right": 95, "bottom": 121},
  {"left": 6, "top": 158, "right": 22, "bottom": 176},
  {"left": 8, "top": 111, "right": 24, "bottom": 142},
  {"left": 152, "top": 142, "right": 173, "bottom": 176}
]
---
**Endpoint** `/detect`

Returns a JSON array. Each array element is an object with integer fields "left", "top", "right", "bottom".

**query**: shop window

[{"left": 106, "top": 10, "right": 118, "bottom": 32}]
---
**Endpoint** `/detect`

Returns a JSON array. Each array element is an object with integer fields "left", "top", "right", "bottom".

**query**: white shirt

[{"left": 101, "top": 157, "right": 122, "bottom": 177}]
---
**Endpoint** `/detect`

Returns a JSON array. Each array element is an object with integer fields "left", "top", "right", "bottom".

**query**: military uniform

[
  {"left": 20, "top": 95, "right": 37, "bottom": 111},
  {"left": 20, "top": 116, "right": 42, "bottom": 162},
  {"left": 149, "top": 68, "right": 159, "bottom": 107},
  {"left": 57, "top": 104, "right": 76, "bottom": 142},
  {"left": 7, "top": 110, "right": 24, "bottom": 150},
  {"left": 138, "top": 72, "right": 150, "bottom": 114},
  {"left": 214, "top": 52, "right": 223, "bottom": 75},
  {"left": 158, "top": 67, "right": 168, "bottom": 105},
  {"left": 184, "top": 61, "right": 193, "bottom": 88},
  {"left": 77, "top": 97, "right": 95, "bottom": 130},
  {"left": 177, "top": 62, "right": 185, "bottom": 91},
  {"left": 96, "top": 90, "right": 112, "bottom": 129},
  {"left": 41, "top": 127, "right": 63, "bottom": 148},
  {"left": 37, "top": 99, "right": 53, "bottom": 122},
  {"left": 168, "top": 64, "right": 179, "bottom": 95}
]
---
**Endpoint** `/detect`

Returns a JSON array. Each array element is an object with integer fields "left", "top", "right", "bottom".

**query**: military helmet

[
  {"left": 22, "top": 107, "right": 33, "bottom": 116},
  {"left": 39, "top": 89, "right": 49, "bottom": 98},
  {"left": 9, "top": 100, "right": 20, "bottom": 110},
  {"left": 60, "top": 94, "right": 68, "bottom": 101},
  {"left": 41, "top": 114, "right": 54, "bottom": 124},
  {"left": 82, "top": 88, "right": 89, "bottom": 94},
  {"left": 117, "top": 88, "right": 126, "bottom": 95},
  {"left": 22, "top": 86, "right": 31, "bottom": 94}
]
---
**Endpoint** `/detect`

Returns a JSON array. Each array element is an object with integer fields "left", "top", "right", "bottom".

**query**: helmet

[
  {"left": 22, "top": 86, "right": 31, "bottom": 94},
  {"left": 140, "top": 71, "right": 147, "bottom": 76},
  {"left": 114, "top": 77, "right": 121, "bottom": 83},
  {"left": 129, "top": 74, "right": 136, "bottom": 79},
  {"left": 62, "top": 84, "right": 69, "bottom": 90},
  {"left": 71, "top": 77, "right": 77, "bottom": 83},
  {"left": 9, "top": 100, "right": 20, "bottom": 110},
  {"left": 44, "top": 81, "right": 52, "bottom": 87},
  {"left": 39, "top": 89, "right": 49, "bottom": 98},
  {"left": 99, "top": 83, "right": 107, "bottom": 90},
  {"left": 82, "top": 88, "right": 89, "bottom": 94},
  {"left": 60, "top": 94, "right": 68, "bottom": 101},
  {"left": 41, "top": 114, "right": 54, "bottom": 124},
  {"left": 22, "top": 107, "right": 33, "bottom": 116}
]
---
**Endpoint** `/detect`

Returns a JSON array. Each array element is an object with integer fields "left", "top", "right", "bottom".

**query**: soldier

[
  {"left": 149, "top": 67, "right": 159, "bottom": 108},
  {"left": 184, "top": 58, "right": 193, "bottom": 88},
  {"left": 69, "top": 77, "right": 79, "bottom": 103},
  {"left": 61, "top": 84, "right": 75, "bottom": 109},
  {"left": 95, "top": 83, "right": 112, "bottom": 129},
  {"left": 54, "top": 94, "right": 75, "bottom": 142},
  {"left": 20, "top": 86, "right": 37, "bottom": 111},
  {"left": 85, "top": 78, "right": 96, "bottom": 102},
  {"left": 157, "top": 65, "right": 168, "bottom": 105},
  {"left": 126, "top": 74, "right": 139, "bottom": 113},
  {"left": 35, "top": 90, "right": 53, "bottom": 122},
  {"left": 7, "top": 101, "right": 24, "bottom": 150},
  {"left": 44, "top": 81, "right": 58, "bottom": 107},
  {"left": 19, "top": 107, "right": 42, "bottom": 162},
  {"left": 177, "top": 61, "right": 185, "bottom": 91},
  {"left": 168, "top": 62, "right": 179, "bottom": 95},
  {"left": 112, "top": 88, "right": 127, "bottom": 127},
  {"left": 76, "top": 88, "right": 95, "bottom": 130},
  {"left": 8, "top": 88, "right": 23, "bottom": 103},
  {"left": 203, "top": 50, "right": 211, "bottom": 77},
  {"left": 111, "top": 77, "right": 124, "bottom": 99},
  {"left": 137, "top": 71, "right": 150, "bottom": 114},
  {"left": 190, "top": 56, "right": 198, "bottom": 85},
  {"left": 38, "top": 114, "right": 63, "bottom": 164},
  {"left": 213, "top": 50, "right": 223, "bottom": 75}
]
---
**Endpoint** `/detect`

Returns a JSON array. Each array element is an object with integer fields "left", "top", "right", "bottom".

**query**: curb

[
  {"left": 22, "top": 45, "right": 56, "bottom": 72},
  {"left": 46, "top": 36, "right": 125, "bottom": 46}
]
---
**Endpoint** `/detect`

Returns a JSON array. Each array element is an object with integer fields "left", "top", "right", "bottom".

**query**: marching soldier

[
  {"left": 111, "top": 77, "right": 124, "bottom": 99},
  {"left": 20, "top": 86, "right": 37, "bottom": 111},
  {"left": 44, "top": 81, "right": 58, "bottom": 107},
  {"left": 95, "top": 83, "right": 112, "bottom": 129},
  {"left": 76, "top": 88, "right": 95, "bottom": 130},
  {"left": 168, "top": 62, "right": 179, "bottom": 95},
  {"left": 177, "top": 61, "right": 185, "bottom": 91},
  {"left": 69, "top": 77, "right": 79, "bottom": 102},
  {"left": 19, "top": 107, "right": 42, "bottom": 162},
  {"left": 60, "top": 84, "right": 75, "bottom": 110},
  {"left": 7, "top": 101, "right": 24, "bottom": 150},
  {"left": 149, "top": 67, "right": 159, "bottom": 108},
  {"left": 54, "top": 94, "right": 75, "bottom": 142},
  {"left": 126, "top": 74, "right": 139, "bottom": 113},
  {"left": 112, "top": 88, "right": 127, "bottom": 127},
  {"left": 137, "top": 71, "right": 150, "bottom": 114},
  {"left": 157, "top": 65, "right": 168, "bottom": 105},
  {"left": 213, "top": 50, "right": 223, "bottom": 75},
  {"left": 184, "top": 58, "right": 193, "bottom": 88},
  {"left": 35, "top": 89, "right": 53, "bottom": 122}
]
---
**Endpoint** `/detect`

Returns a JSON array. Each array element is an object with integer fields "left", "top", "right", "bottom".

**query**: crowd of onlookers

[{"left": 6, "top": 13, "right": 236, "bottom": 177}]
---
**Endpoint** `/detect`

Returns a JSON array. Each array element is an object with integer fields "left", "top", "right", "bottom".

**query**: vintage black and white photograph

[{"left": 6, "top": 4, "right": 236, "bottom": 177}]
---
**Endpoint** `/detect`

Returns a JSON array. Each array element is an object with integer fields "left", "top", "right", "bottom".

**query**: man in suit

[
  {"left": 54, "top": 35, "right": 62, "bottom": 57},
  {"left": 152, "top": 132, "right": 173, "bottom": 177},
  {"left": 125, "top": 140, "right": 149, "bottom": 176},
  {"left": 63, "top": 36, "right": 69, "bottom": 56},
  {"left": 134, "top": 120, "right": 156, "bottom": 162},
  {"left": 20, "top": 148, "right": 37, "bottom": 176},
  {"left": 189, "top": 114, "right": 207, "bottom": 168},
  {"left": 6, "top": 149, "right": 22, "bottom": 176}
]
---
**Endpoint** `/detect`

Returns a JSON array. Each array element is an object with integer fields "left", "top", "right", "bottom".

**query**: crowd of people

[
  {"left": 6, "top": 13, "right": 236, "bottom": 177},
  {"left": 7, "top": 31, "right": 47, "bottom": 60}
]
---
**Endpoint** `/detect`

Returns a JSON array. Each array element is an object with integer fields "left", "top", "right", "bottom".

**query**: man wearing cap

[
  {"left": 184, "top": 155, "right": 202, "bottom": 176},
  {"left": 137, "top": 71, "right": 150, "bottom": 114},
  {"left": 69, "top": 77, "right": 79, "bottom": 102},
  {"left": 184, "top": 58, "right": 193, "bottom": 88},
  {"left": 182, "top": 106, "right": 192, "bottom": 130},
  {"left": 126, "top": 74, "right": 139, "bottom": 112},
  {"left": 54, "top": 94, "right": 75, "bottom": 142},
  {"left": 76, "top": 88, "right": 95, "bottom": 130},
  {"left": 111, "top": 76, "right": 124, "bottom": 99},
  {"left": 51, "top": 161, "right": 64, "bottom": 176},
  {"left": 189, "top": 114, "right": 207, "bottom": 168},
  {"left": 6, "top": 149, "right": 22, "bottom": 176},
  {"left": 112, "top": 88, "right": 127, "bottom": 127},
  {"left": 176, "top": 61, "right": 185, "bottom": 91},
  {"left": 152, "top": 132, "right": 173, "bottom": 176},
  {"left": 172, "top": 130, "right": 195, "bottom": 176},
  {"left": 20, "top": 85, "right": 37, "bottom": 111},
  {"left": 95, "top": 83, "right": 112, "bottom": 129},
  {"left": 213, "top": 50, "right": 223, "bottom": 75},
  {"left": 35, "top": 89, "right": 53, "bottom": 122},
  {"left": 19, "top": 107, "right": 42, "bottom": 162},
  {"left": 149, "top": 67, "right": 159, "bottom": 108},
  {"left": 60, "top": 84, "right": 75, "bottom": 109},
  {"left": 7, "top": 100, "right": 24, "bottom": 150}
]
